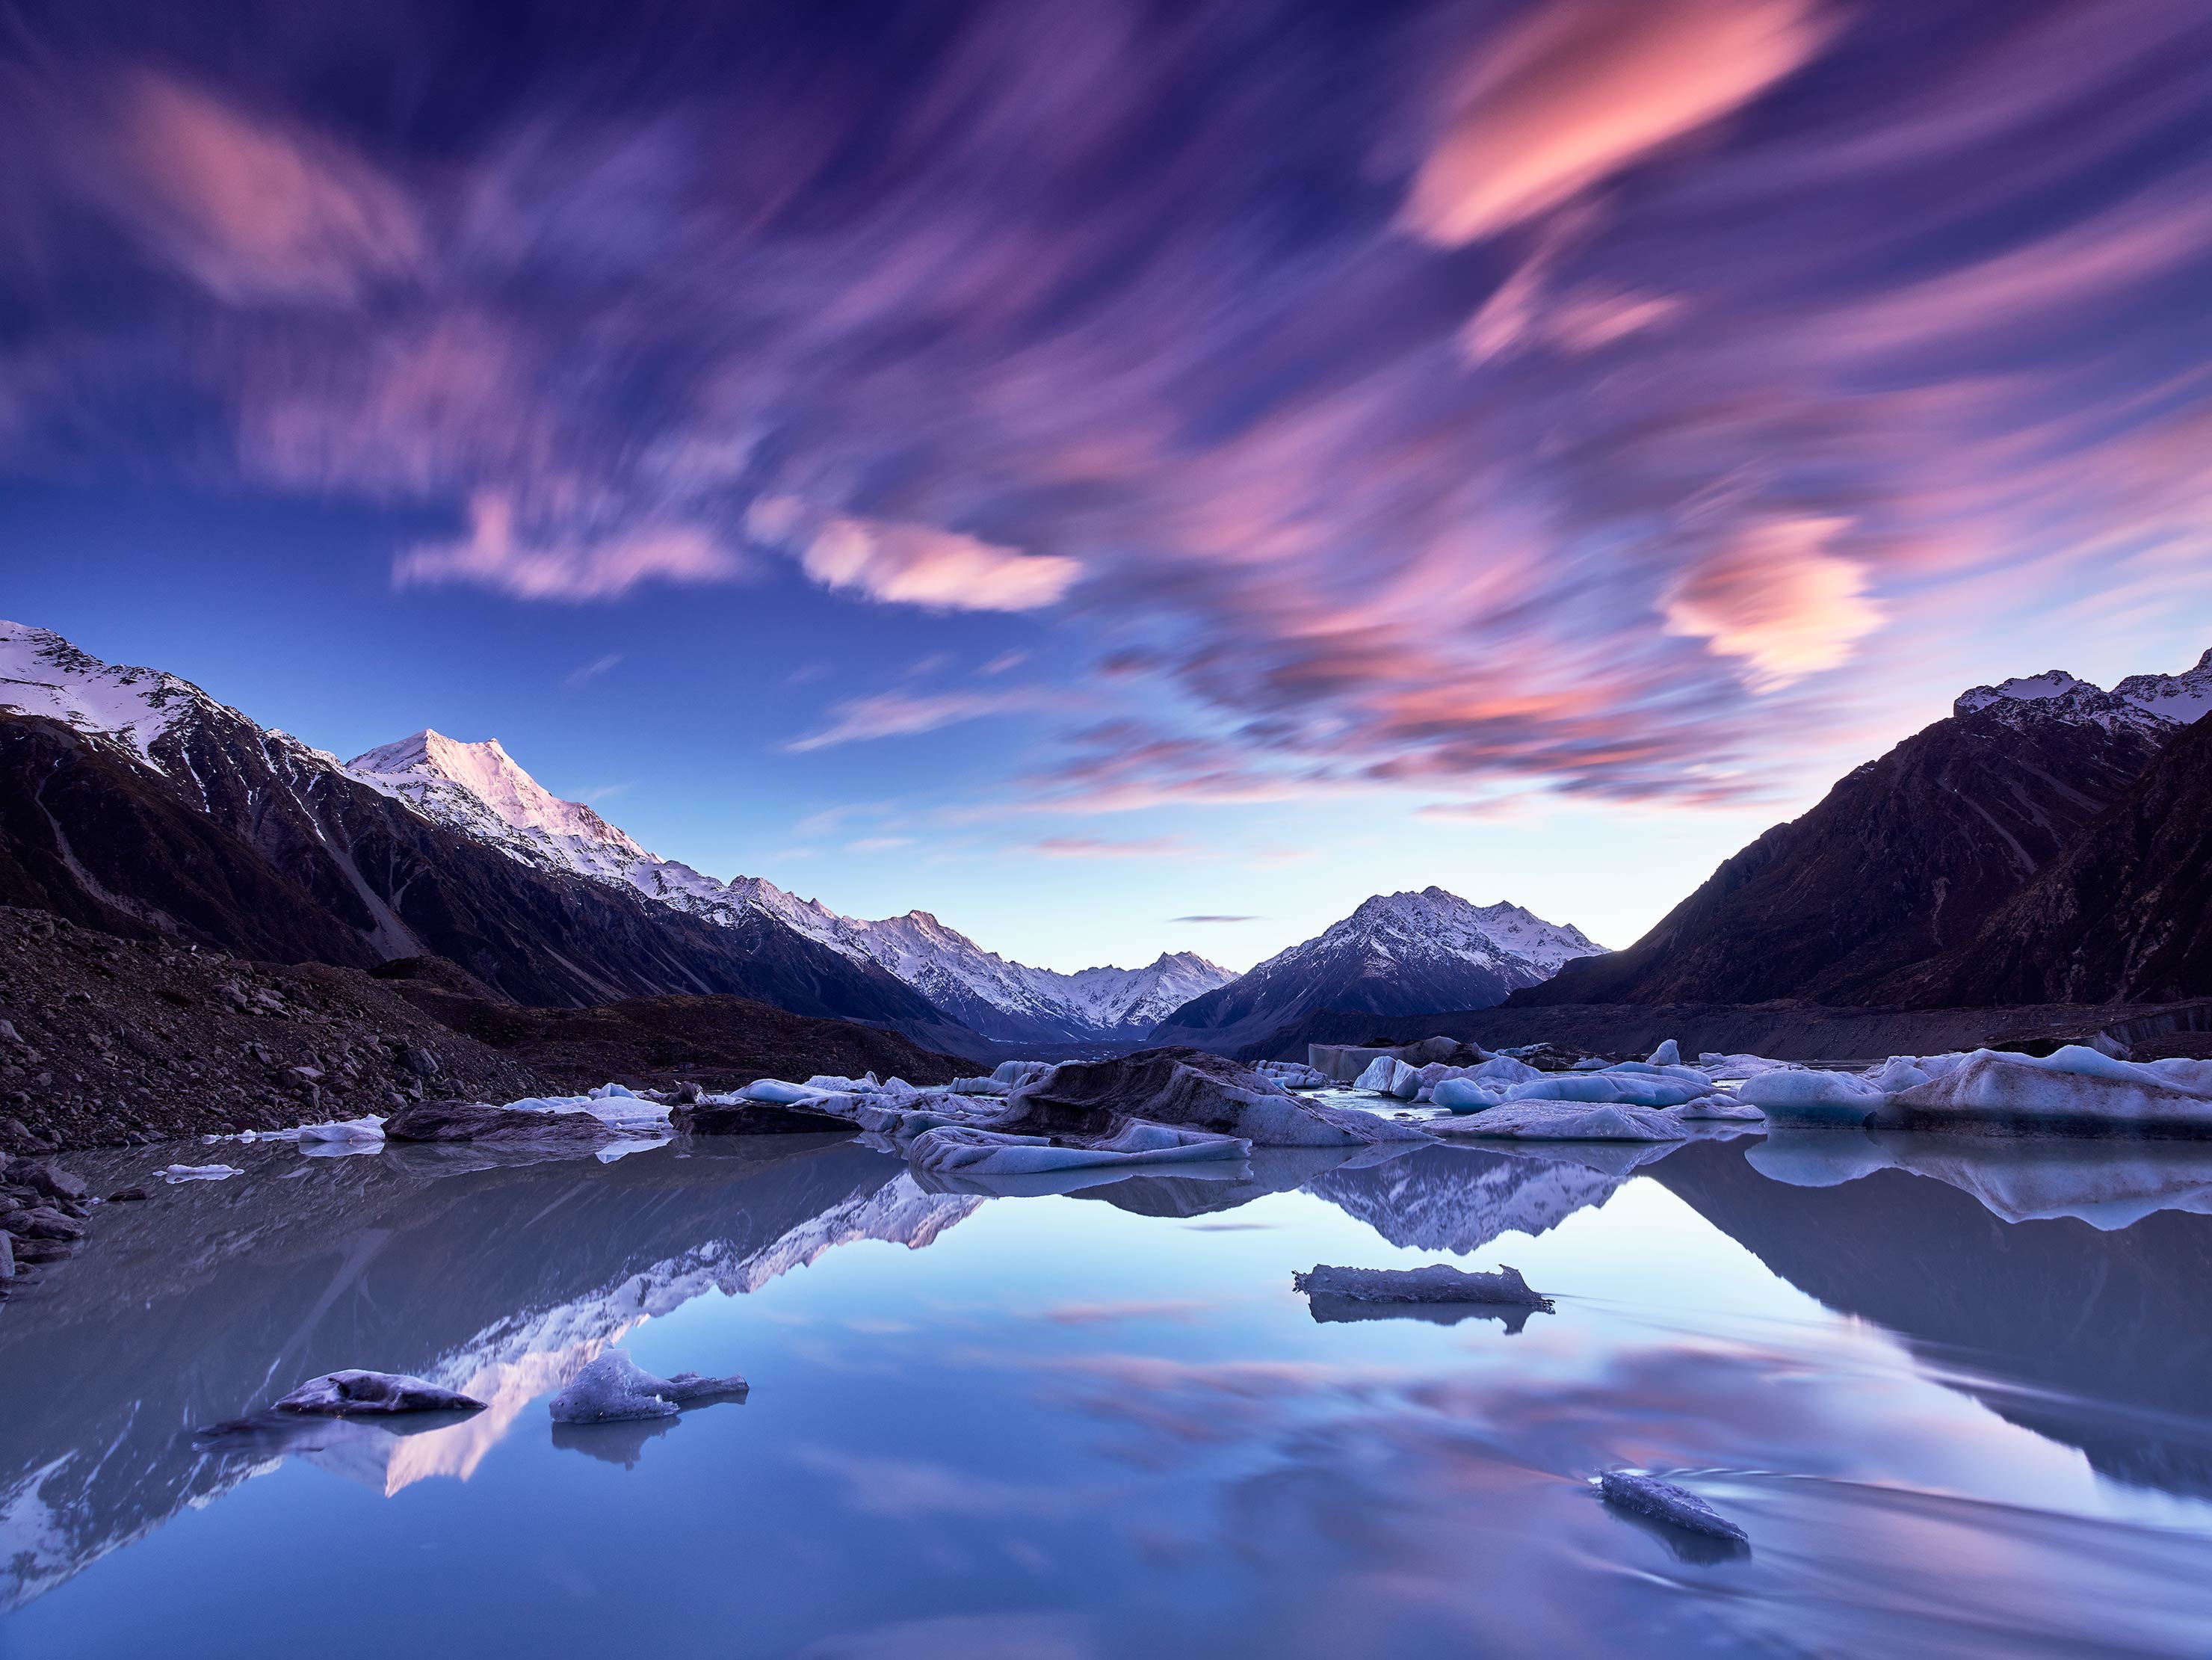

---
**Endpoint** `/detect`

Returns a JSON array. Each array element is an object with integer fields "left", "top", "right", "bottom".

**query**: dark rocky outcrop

[
  {"left": 673, "top": 1101, "right": 857, "bottom": 1136},
  {"left": 1513, "top": 700, "right": 2170, "bottom": 1008},
  {"left": 380, "top": 1099, "right": 623, "bottom": 1144}
]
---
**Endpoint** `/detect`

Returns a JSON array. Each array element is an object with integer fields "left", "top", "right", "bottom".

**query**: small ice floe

[
  {"left": 1673, "top": 1097, "right": 1765, "bottom": 1122},
  {"left": 1882, "top": 1046, "right": 2212, "bottom": 1135},
  {"left": 296, "top": 1115, "right": 386, "bottom": 1144},
  {"left": 1699, "top": 1052, "right": 1799, "bottom": 1079},
  {"left": 1293, "top": 1262, "right": 1552, "bottom": 1309},
  {"left": 1596, "top": 1470, "right": 1748, "bottom": 1545},
  {"left": 158, "top": 1163, "right": 242, "bottom": 1182},
  {"left": 907, "top": 1122, "right": 1249, "bottom": 1177},
  {"left": 1736, "top": 1067, "right": 1887, "bottom": 1125},
  {"left": 738, "top": 1078, "right": 832, "bottom": 1105},
  {"left": 1354, "top": 1056, "right": 1424, "bottom": 1098},
  {"left": 1427, "top": 1100, "right": 1690, "bottom": 1142},
  {"left": 1430, "top": 1076, "right": 1502, "bottom": 1114},
  {"left": 1646, "top": 1040, "right": 1682, "bottom": 1067},
  {"left": 1504, "top": 1073, "right": 1714, "bottom": 1109},
  {"left": 548, "top": 1348, "right": 747, "bottom": 1424},
  {"left": 274, "top": 1370, "right": 487, "bottom": 1416},
  {"left": 1255, "top": 1061, "right": 1330, "bottom": 1090}
]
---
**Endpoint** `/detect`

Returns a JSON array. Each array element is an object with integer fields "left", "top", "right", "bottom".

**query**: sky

[{"left": 4, "top": 0, "right": 2212, "bottom": 974}]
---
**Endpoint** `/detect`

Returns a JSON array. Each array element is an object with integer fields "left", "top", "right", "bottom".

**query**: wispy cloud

[
  {"left": 575, "top": 781, "right": 634, "bottom": 803},
  {"left": 1170, "top": 914, "right": 1260, "bottom": 924},
  {"left": 782, "top": 690, "right": 1035, "bottom": 753},
  {"left": 395, "top": 495, "right": 746, "bottom": 602},
  {"left": 1026, "top": 834, "right": 1195, "bottom": 860},
  {"left": 565, "top": 652, "right": 622, "bottom": 688},
  {"left": 847, "top": 836, "right": 914, "bottom": 853}
]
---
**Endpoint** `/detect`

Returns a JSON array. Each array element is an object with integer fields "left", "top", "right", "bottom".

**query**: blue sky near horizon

[{"left": 5, "top": 1, "right": 2212, "bottom": 972}]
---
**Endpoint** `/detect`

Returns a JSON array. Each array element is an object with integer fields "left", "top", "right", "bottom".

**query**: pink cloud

[
  {"left": 1025, "top": 834, "right": 1196, "bottom": 860},
  {"left": 1661, "top": 516, "right": 1882, "bottom": 690},
  {"left": 392, "top": 493, "right": 744, "bottom": 602},
  {"left": 108, "top": 73, "right": 424, "bottom": 303},
  {"left": 1403, "top": 0, "right": 1832, "bottom": 244},
  {"left": 796, "top": 514, "right": 1081, "bottom": 613}
]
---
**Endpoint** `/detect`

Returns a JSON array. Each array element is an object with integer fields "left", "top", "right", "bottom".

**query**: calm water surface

[{"left": 5, "top": 1101, "right": 2212, "bottom": 1658}]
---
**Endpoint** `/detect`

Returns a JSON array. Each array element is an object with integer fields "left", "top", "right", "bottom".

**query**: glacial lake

[{"left": 7, "top": 1099, "right": 2212, "bottom": 1658}]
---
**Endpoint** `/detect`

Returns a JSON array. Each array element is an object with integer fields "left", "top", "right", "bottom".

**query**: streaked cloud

[
  {"left": 395, "top": 495, "right": 744, "bottom": 602},
  {"left": 565, "top": 653, "right": 622, "bottom": 687},
  {"left": 783, "top": 690, "right": 1035, "bottom": 753},
  {"left": 1661, "top": 516, "right": 1882, "bottom": 691},
  {"left": 765, "top": 507, "right": 1081, "bottom": 614},
  {"left": 1027, "top": 835, "right": 1196, "bottom": 860},
  {"left": 1403, "top": 0, "right": 1832, "bottom": 244},
  {"left": 1170, "top": 914, "right": 1260, "bottom": 924}
]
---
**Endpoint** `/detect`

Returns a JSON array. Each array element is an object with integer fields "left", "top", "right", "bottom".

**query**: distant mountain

[
  {"left": 1517, "top": 662, "right": 2192, "bottom": 1008},
  {"left": 1914, "top": 703, "right": 2212, "bottom": 1005},
  {"left": 349, "top": 729, "right": 1236, "bottom": 1043},
  {"left": 0, "top": 622, "right": 961, "bottom": 1039},
  {"left": 1147, "top": 886, "right": 1603, "bottom": 1052}
]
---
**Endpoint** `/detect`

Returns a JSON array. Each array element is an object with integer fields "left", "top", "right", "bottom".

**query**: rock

[
  {"left": 1292, "top": 1262, "right": 1553, "bottom": 1309},
  {"left": 106, "top": 1186, "right": 149, "bottom": 1202},
  {"left": 670, "top": 1079, "right": 705, "bottom": 1105},
  {"left": 274, "top": 1370, "right": 489, "bottom": 1416},
  {"left": 13, "top": 1206, "right": 85, "bottom": 1241},
  {"left": 16, "top": 1159, "right": 88, "bottom": 1202},
  {"left": 383, "top": 1099, "right": 621, "bottom": 1144},
  {"left": 0, "top": 1230, "right": 13, "bottom": 1279},
  {"left": 398, "top": 1045, "right": 442, "bottom": 1078},
  {"left": 548, "top": 1348, "right": 747, "bottom": 1423},
  {"left": 675, "top": 1101, "right": 858, "bottom": 1135},
  {"left": 1597, "top": 1471, "right": 1748, "bottom": 1543},
  {"left": 995, "top": 1048, "right": 1428, "bottom": 1148},
  {"left": 11, "top": 1236, "right": 72, "bottom": 1264}
]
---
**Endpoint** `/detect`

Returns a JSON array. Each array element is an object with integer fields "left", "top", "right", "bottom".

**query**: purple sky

[{"left": 4, "top": 0, "right": 2211, "bottom": 970}]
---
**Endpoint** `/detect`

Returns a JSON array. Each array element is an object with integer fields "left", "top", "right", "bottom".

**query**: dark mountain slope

[
  {"left": 1515, "top": 697, "right": 2170, "bottom": 1008},
  {"left": 1922, "top": 712, "right": 2212, "bottom": 1005},
  {"left": 0, "top": 710, "right": 963, "bottom": 1037}
]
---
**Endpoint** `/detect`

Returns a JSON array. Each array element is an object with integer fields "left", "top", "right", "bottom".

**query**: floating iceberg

[
  {"left": 1504, "top": 1073, "right": 1713, "bottom": 1110},
  {"left": 1646, "top": 1040, "right": 1682, "bottom": 1067},
  {"left": 548, "top": 1348, "right": 748, "bottom": 1424},
  {"left": 1735, "top": 1067, "right": 1886, "bottom": 1124},
  {"left": 1430, "top": 1076, "right": 1504, "bottom": 1114},
  {"left": 1427, "top": 1100, "right": 1690, "bottom": 1142},
  {"left": 1292, "top": 1262, "right": 1551, "bottom": 1309},
  {"left": 274, "top": 1370, "right": 486, "bottom": 1416},
  {"left": 501, "top": 1087, "right": 673, "bottom": 1135},
  {"left": 906, "top": 1121, "right": 1249, "bottom": 1177},
  {"left": 158, "top": 1163, "right": 241, "bottom": 1182},
  {"left": 947, "top": 1075, "right": 1012, "bottom": 1096},
  {"left": 1354, "top": 1056, "right": 1424, "bottom": 1099},
  {"left": 1597, "top": 1471, "right": 1747, "bottom": 1543},
  {"left": 1882, "top": 1046, "right": 2212, "bottom": 1135},
  {"left": 738, "top": 1079, "right": 832, "bottom": 1105},
  {"left": 991, "top": 1059, "right": 1058, "bottom": 1090},
  {"left": 294, "top": 1115, "right": 386, "bottom": 1144},
  {"left": 1673, "top": 1097, "right": 1764, "bottom": 1122},
  {"left": 999, "top": 1049, "right": 1428, "bottom": 1148}
]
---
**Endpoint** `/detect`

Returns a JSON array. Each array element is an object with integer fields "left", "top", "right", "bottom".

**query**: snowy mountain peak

[
  {"left": 347, "top": 730, "right": 647, "bottom": 858},
  {"left": 2115, "top": 647, "right": 2212, "bottom": 725},
  {"left": 1328, "top": 887, "right": 1601, "bottom": 977},
  {"left": 1955, "top": 658, "right": 2205, "bottom": 735},
  {"left": 0, "top": 619, "right": 231, "bottom": 771}
]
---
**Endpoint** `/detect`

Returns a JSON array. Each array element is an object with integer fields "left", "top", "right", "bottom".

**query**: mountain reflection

[
  {"left": 0, "top": 1135, "right": 971, "bottom": 1608},
  {"left": 1654, "top": 1138, "right": 2212, "bottom": 1497}
]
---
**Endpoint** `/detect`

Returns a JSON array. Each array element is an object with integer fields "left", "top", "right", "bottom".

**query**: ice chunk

[
  {"left": 1646, "top": 1040, "right": 1681, "bottom": 1067},
  {"left": 1427, "top": 1100, "right": 1690, "bottom": 1142},
  {"left": 294, "top": 1115, "right": 386, "bottom": 1143},
  {"left": 1698, "top": 1053, "right": 1798, "bottom": 1079},
  {"left": 159, "top": 1163, "right": 241, "bottom": 1182},
  {"left": 1865, "top": 1056, "right": 1934, "bottom": 1093},
  {"left": 739, "top": 1079, "right": 830, "bottom": 1105},
  {"left": 1884, "top": 1047, "right": 2212, "bottom": 1133},
  {"left": 1505, "top": 1073, "right": 1710, "bottom": 1109},
  {"left": 1672, "top": 1097, "right": 1764, "bottom": 1122},
  {"left": 1255, "top": 1061, "right": 1330, "bottom": 1089},
  {"left": 1430, "top": 1076, "right": 1504, "bottom": 1113},
  {"left": 947, "top": 1076, "right": 1012, "bottom": 1095},
  {"left": 1736, "top": 1067, "right": 1885, "bottom": 1124},
  {"left": 1292, "top": 1262, "right": 1551, "bottom": 1309},
  {"left": 274, "top": 1370, "right": 487, "bottom": 1416},
  {"left": 1597, "top": 1471, "right": 1747, "bottom": 1543},
  {"left": 548, "top": 1348, "right": 748, "bottom": 1424},
  {"left": 907, "top": 1121, "right": 1249, "bottom": 1176},
  {"left": 499, "top": 1089, "right": 673, "bottom": 1134},
  {"left": 991, "top": 1059, "right": 1058, "bottom": 1089}
]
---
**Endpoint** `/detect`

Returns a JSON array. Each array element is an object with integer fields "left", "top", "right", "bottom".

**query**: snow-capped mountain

[
  {"left": 1955, "top": 655, "right": 2210, "bottom": 733},
  {"left": 342, "top": 728, "right": 1236, "bottom": 1044},
  {"left": 1148, "top": 886, "right": 1604, "bottom": 1052},
  {"left": 1524, "top": 654, "right": 2198, "bottom": 1008},
  {"left": 0, "top": 622, "right": 951, "bottom": 1029}
]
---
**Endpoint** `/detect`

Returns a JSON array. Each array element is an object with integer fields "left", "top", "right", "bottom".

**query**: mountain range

[
  {"left": 1148, "top": 886, "right": 1604, "bottom": 1051},
  {"left": 1519, "top": 652, "right": 2212, "bottom": 1011}
]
